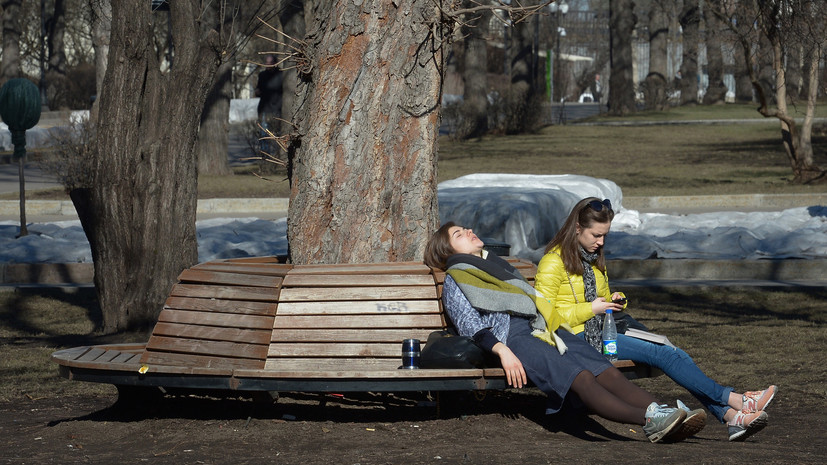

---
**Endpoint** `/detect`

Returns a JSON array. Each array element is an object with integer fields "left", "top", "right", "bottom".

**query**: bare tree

[
  {"left": 278, "top": 0, "right": 304, "bottom": 141},
  {"left": 678, "top": 0, "right": 700, "bottom": 105},
  {"left": 713, "top": 0, "right": 826, "bottom": 184},
  {"left": 88, "top": 0, "right": 110, "bottom": 120},
  {"left": 197, "top": 60, "right": 234, "bottom": 175},
  {"left": 1, "top": 0, "right": 23, "bottom": 83},
  {"left": 608, "top": 0, "right": 636, "bottom": 115},
  {"left": 643, "top": 0, "right": 670, "bottom": 110},
  {"left": 43, "top": 0, "right": 68, "bottom": 108},
  {"left": 196, "top": 2, "right": 277, "bottom": 176},
  {"left": 458, "top": 0, "right": 490, "bottom": 139},
  {"left": 70, "top": 0, "right": 225, "bottom": 332},
  {"left": 702, "top": 0, "right": 728, "bottom": 104}
]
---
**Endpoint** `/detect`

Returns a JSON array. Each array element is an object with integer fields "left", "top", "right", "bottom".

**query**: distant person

[
  {"left": 534, "top": 197, "right": 777, "bottom": 442},
  {"left": 254, "top": 54, "right": 284, "bottom": 152},
  {"left": 424, "top": 221, "right": 701, "bottom": 443}
]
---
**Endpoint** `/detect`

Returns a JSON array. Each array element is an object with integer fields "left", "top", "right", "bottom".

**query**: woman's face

[
  {"left": 576, "top": 221, "right": 610, "bottom": 253},
  {"left": 448, "top": 226, "right": 485, "bottom": 255}
]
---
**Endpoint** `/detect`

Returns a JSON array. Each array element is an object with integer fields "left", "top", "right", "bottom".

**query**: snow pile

[{"left": 1, "top": 174, "right": 825, "bottom": 264}]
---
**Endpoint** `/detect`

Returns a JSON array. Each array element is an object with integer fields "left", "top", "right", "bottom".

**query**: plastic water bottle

[{"left": 602, "top": 308, "right": 618, "bottom": 361}]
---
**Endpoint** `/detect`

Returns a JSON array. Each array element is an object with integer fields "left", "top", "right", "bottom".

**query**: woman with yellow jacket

[{"left": 534, "top": 197, "right": 776, "bottom": 442}]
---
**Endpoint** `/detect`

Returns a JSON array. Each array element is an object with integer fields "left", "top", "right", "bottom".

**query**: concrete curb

[
  {"left": 624, "top": 193, "right": 827, "bottom": 210},
  {"left": 0, "top": 198, "right": 290, "bottom": 217},
  {"left": 3, "top": 194, "right": 825, "bottom": 218},
  {"left": 3, "top": 259, "right": 826, "bottom": 286}
]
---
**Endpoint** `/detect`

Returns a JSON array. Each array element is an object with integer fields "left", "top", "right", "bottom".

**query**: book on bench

[{"left": 624, "top": 328, "right": 676, "bottom": 348}]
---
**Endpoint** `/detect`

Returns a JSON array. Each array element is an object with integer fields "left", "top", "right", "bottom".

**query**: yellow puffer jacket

[{"left": 535, "top": 245, "right": 623, "bottom": 334}]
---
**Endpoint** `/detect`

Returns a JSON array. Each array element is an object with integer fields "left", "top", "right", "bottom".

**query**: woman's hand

[
  {"left": 591, "top": 296, "right": 625, "bottom": 315},
  {"left": 492, "top": 342, "right": 527, "bottom": 388}
]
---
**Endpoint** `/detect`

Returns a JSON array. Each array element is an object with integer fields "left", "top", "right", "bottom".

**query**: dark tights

[{"left": 569, "top": 367, "right": 657, "bottom": 425}]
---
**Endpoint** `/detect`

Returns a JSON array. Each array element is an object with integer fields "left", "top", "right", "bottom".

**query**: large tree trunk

[
  {"left": 458, "top": 1, "right": 489, "bottom": 139},
  {"left": 702, "top": 0, "right": 727, "bottom": 105},
  {"left": 70, "top": 0, "right": 222, "bottom": 333},
  {"left": 287, "top": 0, "right": 442, "bottom": 264},
  {"left": 0, "top": 0, "right": 22, "bottom": 83},
  {"left": 608, "top": 0, "right": 636, "bottom": 116},
  {"left": 643, "top": 0, "right": 669, "bottom": 111},
  {"left": 88, "top": 0, "right": 111, "bottom": 121},
  {"left": 679, "top": 1, "right": 700, "bottom": 106}
]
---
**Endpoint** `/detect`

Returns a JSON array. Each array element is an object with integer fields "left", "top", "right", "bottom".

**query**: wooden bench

[{"left": 52, "top": 257, "right": 658, "bottom": 399}]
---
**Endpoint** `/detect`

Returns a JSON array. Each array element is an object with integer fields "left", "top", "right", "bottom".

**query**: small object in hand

[
  {"left": 400, "top": 338, "right": 421, "bottom": 369},
  {"left": 613, "top": 298, "right": 627, "bottom": 305}
]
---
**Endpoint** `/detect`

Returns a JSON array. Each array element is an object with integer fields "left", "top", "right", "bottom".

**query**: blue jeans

[{"left": 578, "top": 332, "right": 734, "bottom": 422}]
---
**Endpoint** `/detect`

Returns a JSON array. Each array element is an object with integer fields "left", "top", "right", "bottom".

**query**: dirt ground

[{"left": 2, "top": 381, "right": 825, "bottom": 465}]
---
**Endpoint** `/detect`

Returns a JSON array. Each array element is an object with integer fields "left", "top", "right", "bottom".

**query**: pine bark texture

[
  {"left": 608, "top": 0, "right": 636, "bottom": 116},
  {"left": 71, "top": 0, "right": 222, "bottom": 332},
  {"left": 287, "top": 0, "right": 442, "bottom": 264}
]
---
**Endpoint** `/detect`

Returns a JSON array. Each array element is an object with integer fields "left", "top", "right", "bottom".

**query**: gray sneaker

[
  {"left": 663, "top": 399, "right": 707, "bottom": 443},
  {"left": 728, "top": 410, "right": 768, "bottom": 442},
  {"left": 643, "top": 402, "right": 687, "bottom": 443}
]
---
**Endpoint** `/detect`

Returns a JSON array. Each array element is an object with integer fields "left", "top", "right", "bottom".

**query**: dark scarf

[{"left": 580, "top": 247, "right": 603, "bottom": 351}]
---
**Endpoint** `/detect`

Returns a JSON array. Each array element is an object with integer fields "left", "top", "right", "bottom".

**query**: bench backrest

[{"left": 140, "top": 257, "right": 537, "bottom": 372}]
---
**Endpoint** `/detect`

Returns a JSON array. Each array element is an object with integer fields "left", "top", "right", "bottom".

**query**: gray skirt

[{"left": 506, "top": 315, "right": 612, "bottom": 414}]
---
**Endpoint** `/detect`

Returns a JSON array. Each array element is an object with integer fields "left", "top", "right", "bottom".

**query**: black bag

[
  {"left": 614, "top": 311, "right": 649, "bottom": 333},
  {"left": 419, "top": 330, "right": 498, "bottom": 369}
]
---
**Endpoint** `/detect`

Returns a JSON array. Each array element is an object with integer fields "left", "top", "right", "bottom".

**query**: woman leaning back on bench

[
  {"left": 425, "top": 221, "right": 699, "bottom": 443},
  {"left": 425, "top": 210, "right": 775, "bottom": 443}
]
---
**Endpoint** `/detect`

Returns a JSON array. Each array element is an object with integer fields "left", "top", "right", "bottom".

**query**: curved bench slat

[{"left": 53, "top": 258, "right": 660, "bottom": 397}]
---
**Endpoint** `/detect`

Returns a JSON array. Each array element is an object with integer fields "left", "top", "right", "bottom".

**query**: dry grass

[
  {"left": 0, "top": 288, "right": 147, "bottom": 402},
  {"left": 2, "top": 285, "right": 825, "bottom": 408},
  {"left": 4, "top": 103, "right": 825, "bottom": 201},
  {"left": 438, "top": 118, "right": 827, "bottom": 197}
]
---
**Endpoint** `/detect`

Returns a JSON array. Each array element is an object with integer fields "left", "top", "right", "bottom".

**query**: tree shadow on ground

[
  {"left": 632, "top": 286, "right": 827, "bottom": 326},
  {"left": 46, "top": 386, "right": 637, "bottom": 442},
  {"left": 0, "top": 287, "right": 150, "bottom": 347}
]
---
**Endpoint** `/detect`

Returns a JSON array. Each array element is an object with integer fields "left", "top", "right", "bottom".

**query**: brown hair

[
  {"left": 424, "top": 221, "right": 459, "bottom": 270},
  {"left": 543, "top": 197, "right": 614, "bottom": 275}
]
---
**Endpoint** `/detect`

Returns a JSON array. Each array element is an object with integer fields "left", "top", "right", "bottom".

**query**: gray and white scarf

[{"left": 580, "top": 247, "right": 603, "bottom": 351}]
